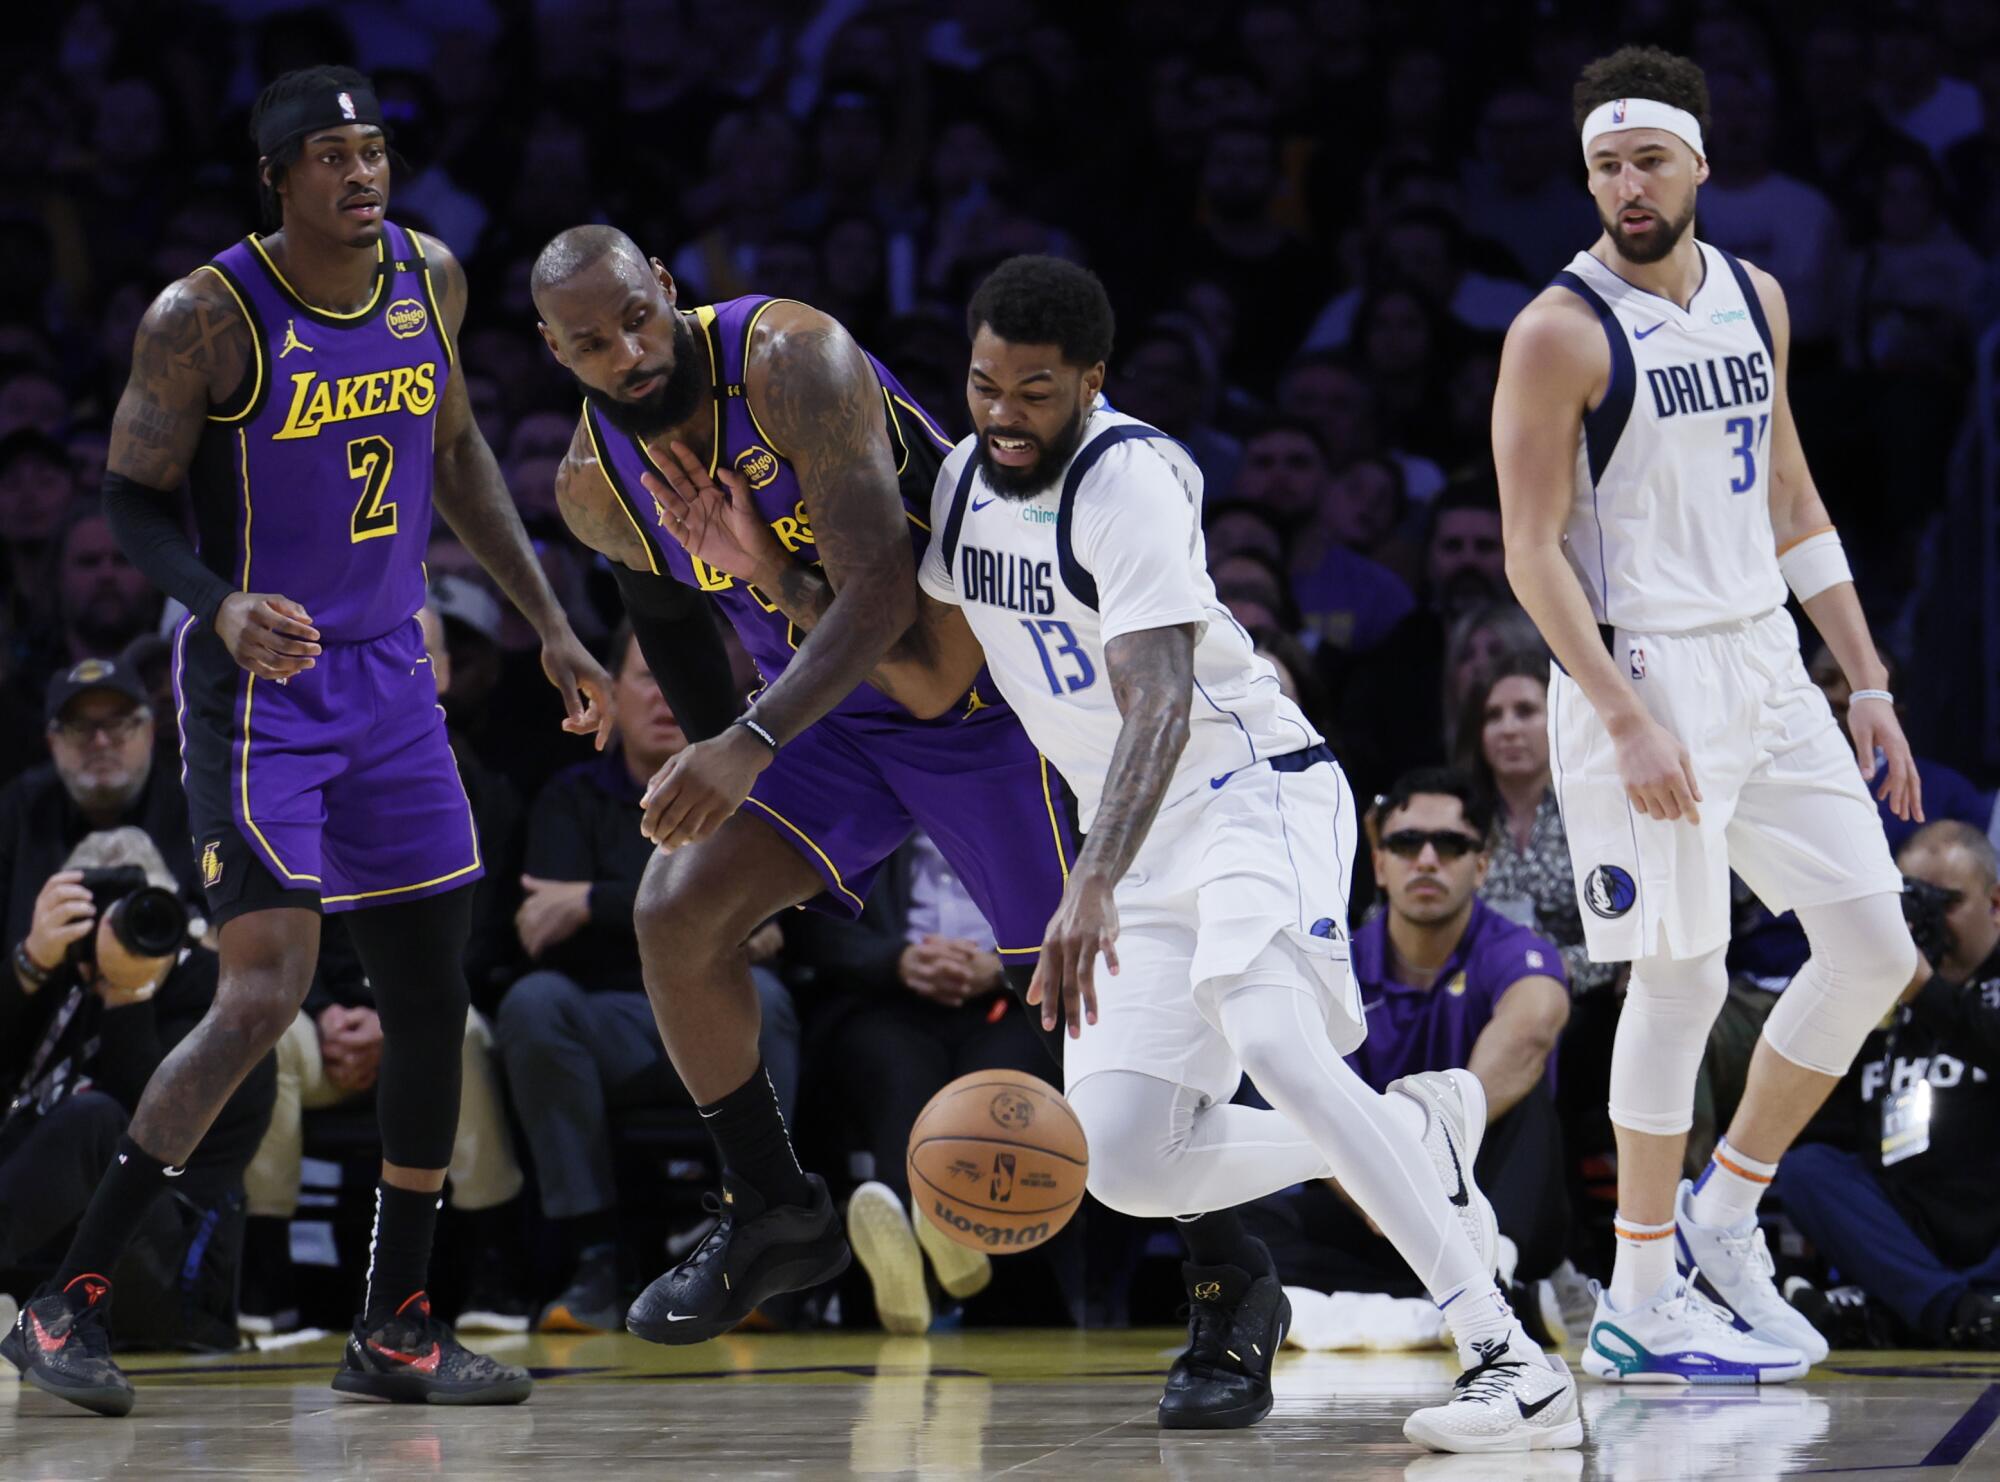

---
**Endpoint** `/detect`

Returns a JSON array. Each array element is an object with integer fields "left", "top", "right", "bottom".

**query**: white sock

[
  {"left": 1438, "top": 1279, "right": 1526, "bottom": 1366},
  {"left": 1608, "top": 1214, "right": 1677, "bottom": 1310},
  {"left": 1687, "top": 1139, "right": 1777, "bottom": 1230}
]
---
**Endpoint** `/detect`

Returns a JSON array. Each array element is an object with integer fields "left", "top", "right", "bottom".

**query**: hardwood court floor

[{"left": 4, "top": 1328, "right": 1998, "bottom": 1481}]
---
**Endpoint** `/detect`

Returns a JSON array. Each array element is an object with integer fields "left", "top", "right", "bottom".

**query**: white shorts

[
  {"left": 1062, "top": 755, "right": 1368, "bottom": 1106},
  {"left": 1549, "top": 606, "right": 1903, "bottom": 963}
]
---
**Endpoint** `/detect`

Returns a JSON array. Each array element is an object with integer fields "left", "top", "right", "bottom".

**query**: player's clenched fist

[
  {"left": 215, "top": 591, "right": 321, "bottom": 681},
  {"left": 640, "top": 725, "right": 774, "bottom": 851}
]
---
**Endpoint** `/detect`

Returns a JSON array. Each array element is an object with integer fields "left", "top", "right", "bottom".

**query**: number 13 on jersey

[{"left": 1022, "top": 618, "right": 1096, "bottom": 695}]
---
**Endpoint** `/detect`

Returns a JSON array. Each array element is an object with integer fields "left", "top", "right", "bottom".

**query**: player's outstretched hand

[
  {"left": 640, "top": 726, "right": 772, "bottom": 851},
  {"left": 642, "top": 441, "right": 788, "bottom": 588},
  {"left": 1028, "top": 871, "right": 1116, "bottom": 1039},
  {"left": 1848, "top": 694, "right": 1924, "bottom": 823},
  {"left": 1612, "top": 711, "right": 1702, "bottom": 825},
  {"left": 215, "top": 591, "right": 320, "bottom": 681},
  {"left": 541, "top": 626, "right": 615, "bottom": 750}
]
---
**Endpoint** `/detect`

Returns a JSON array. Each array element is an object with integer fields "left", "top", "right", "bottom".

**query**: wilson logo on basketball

[
  {"left": 385, "top": 298, "right": 429, "bottom": 339},
  {"left": 988, "top": 1091, "right": 1035, "bottom": 1130},
  {"left": 931, "top": 1200, "right": 1050, "bottom": 1249},
  {"left": 990, "top": 1153, "right": 1017, "bottom": 1203},
  {"left": 735, "top": 445, "right": 780, "bottom": 489}
]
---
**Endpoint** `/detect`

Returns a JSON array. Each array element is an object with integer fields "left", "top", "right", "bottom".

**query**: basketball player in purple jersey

[
  {"left": 532, "top": 226, "right": 1298, "bottom": 1430},
  {"left": 1, "top": 68, "right": 610, "bottom": 1416}
]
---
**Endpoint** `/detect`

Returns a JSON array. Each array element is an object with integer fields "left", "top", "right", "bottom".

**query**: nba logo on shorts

[
  {"left": 1630, "top": 645, "right": 1647, "bottom": 680},
  {"left": 338, "top": 91, "right": 357, "bottom": 120},
  {"left": 1612, "top": 99, "right": 1627, "bottom": 123},
  {"left": 1584, "top": 865, "right": 1637, "bottom": 919}
]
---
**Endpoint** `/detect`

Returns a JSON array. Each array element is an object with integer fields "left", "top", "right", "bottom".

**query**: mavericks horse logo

[{"left": 1584, "top": 865, "right": 1638, "bottom": 919}]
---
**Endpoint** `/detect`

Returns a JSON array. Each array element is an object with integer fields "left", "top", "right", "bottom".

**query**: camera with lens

[
  {"left": 1900, "top": 874, "right": 1954, "bottom": 970},
  {"left": 66, "top": 865, "right": 190, "bottom": 980}
]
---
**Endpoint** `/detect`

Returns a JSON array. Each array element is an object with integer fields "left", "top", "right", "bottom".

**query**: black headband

[{"left": 256, "top": 83, "right": 387, "bottom": 157}]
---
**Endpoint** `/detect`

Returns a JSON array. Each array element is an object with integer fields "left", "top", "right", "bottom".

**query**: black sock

[
  {"left": 697, "top": 1060, "right": 812, "bottom": 1209},
  {"left": 1175, "top": 1210, "right": 1272, "bottom": 1275},
  {"left": 57, "top": 1136, "right": 176, "bottom": 1289},
  {"left": 363, "top": 1182, "right": 441, "bottom": 1327}
]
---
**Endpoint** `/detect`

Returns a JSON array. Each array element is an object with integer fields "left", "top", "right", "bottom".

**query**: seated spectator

[
  {"left": 787, "top": 831, "right": 1054, "bottom": 1335},
  {"left": 1229, "top": 419, "right": 1413, "bottom": 655},
  {"left": 1244, "top": 769, "right": 1571, "bottom": 1331},
  {"left": 1275, "top": 352, "right": 1446, "bottom": 506},
  {"left": 1298, "top": 206, "right": 1534, "bottom": 353},
  {"left": 1779, "top": 823, "right": 2000, "bottom": 1350},
  {"left": 1110, "top": 315, "right": 1242, "bottom": 498},
  {"left": 0, "top": 659, "right": 274, "bottom": 1350},
  {"left": 1210, "top": 549, "right": 1301, "bottom": 639},
  {"left": 1455, "top": 652, "right": 1615, "bottom": 994},
  {"left": 495, "top": 621, "right": 800, "bottom": 1332},
  {"left": 239, "top": 604, "right": 527, "bottom": 1334}
]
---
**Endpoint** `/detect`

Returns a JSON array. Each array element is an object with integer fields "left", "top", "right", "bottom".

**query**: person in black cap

[
  {"left": 9, "top": 64, "right": 612, "bottom": 1414},
  {"left": 0, "top": 658, "right": 275, "bottom": 1348}
]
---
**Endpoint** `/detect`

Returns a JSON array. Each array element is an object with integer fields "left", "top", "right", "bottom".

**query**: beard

[
  {"left": 588, "top": 310, "right": 708, "bottom": 439},
  {"left": 972, "top": 400, "right": 1091, "bottom": 501},
  {"left": 1601, "top": 192, "right": 1698, "bottom": 265}
]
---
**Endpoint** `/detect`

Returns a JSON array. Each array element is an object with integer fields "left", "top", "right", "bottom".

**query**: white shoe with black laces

[{"left": 1403, "top": 1333, "right": 1584, "bottom": 1454}]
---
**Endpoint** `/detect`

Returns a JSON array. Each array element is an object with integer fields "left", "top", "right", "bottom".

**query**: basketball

[{"left": 906, "top": 1070, "right": 1088, "bottom": 1254}]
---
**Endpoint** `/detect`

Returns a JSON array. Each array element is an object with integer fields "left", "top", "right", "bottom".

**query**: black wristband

[
  {"left": 734, "top": 716, "right": 779, "bottom": 753},
  {"left": 14, "top": 940, "right": 54, "bottom": 990}
]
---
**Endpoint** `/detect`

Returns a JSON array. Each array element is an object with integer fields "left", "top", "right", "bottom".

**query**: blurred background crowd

[{"left": 2, "top": 0, "right": 1998, "bottom": 1355}]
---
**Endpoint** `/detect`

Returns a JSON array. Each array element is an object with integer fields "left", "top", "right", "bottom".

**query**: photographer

[
  {"left": 0, "top": 659, "right": 275, "bottom": 1347},
  {"left": 1779, "top": 822, "right": 2000, "bottom": 1349}
]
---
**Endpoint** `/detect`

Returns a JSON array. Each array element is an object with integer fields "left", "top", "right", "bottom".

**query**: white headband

[{"left": 1581, "top": 97, "right": 1705, "bottom": 161}]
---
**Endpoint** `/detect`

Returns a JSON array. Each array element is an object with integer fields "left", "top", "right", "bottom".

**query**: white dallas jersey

[
  {"left": 1554, "top": 240, "right": 1788, "bottom": 632},
  {"left": 919, "top": 406, "right": 1320, "bottom": 830}
]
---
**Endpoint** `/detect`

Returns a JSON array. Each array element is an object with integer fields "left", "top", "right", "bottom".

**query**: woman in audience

[{"left": 1455, "top": 652, "right": 1615, "bottom": 994}]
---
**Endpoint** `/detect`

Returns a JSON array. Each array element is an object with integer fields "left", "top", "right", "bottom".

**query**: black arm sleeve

[
  {"left": 610, "top": 562, "right": 741, "bottom": 743},
  {"left": 102, "top": 472, "right": 235, "bottom": 627}
]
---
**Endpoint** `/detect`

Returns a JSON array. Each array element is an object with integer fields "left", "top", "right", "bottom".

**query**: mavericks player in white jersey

[
  {"left": 647, "top": 256, "right": 1581, "bottom": 1454},
  {"left": 1493, "top": 45, "right": 1931, "bottom": 1382}
]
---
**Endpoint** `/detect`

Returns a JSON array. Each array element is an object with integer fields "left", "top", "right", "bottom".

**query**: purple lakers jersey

[
  {"left": 187, "top": 221, "right": 453, "bottom": 641},
  {"left": 586, "top": 296, "right": 955, "bottom": 720}
]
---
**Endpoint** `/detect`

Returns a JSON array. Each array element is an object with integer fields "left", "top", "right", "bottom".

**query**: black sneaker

[
  {"left": 539, "top": 1250, "right": 624, "bottom": 1333},
  {"left": 1948, "top": 1289, "right": 2000, "bottom": 1350},
  {"left": 626, "top": 1173, "right": 849, "bottom": 1345},
  {"left": 0, "top": 1274, "right": 135, "bottom": 1417},
  {"left": 1784, "top": 1278, "right": 1897, "bottom": 1350},
  {"left": 331, "top": 1292, "right": 532, "bottom": 1405},
  {"left": 1157, "top": 1248, "right": 1290, "bottom": 1430}
]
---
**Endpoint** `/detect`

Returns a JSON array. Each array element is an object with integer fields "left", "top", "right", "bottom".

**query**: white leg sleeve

[
  {"left": 1609, "top": 944, "right": 1728, "bottom": 1136},
  {"left": 1067, "top": 1069, "right": 1330, "bottom": 1219},
  {"left": 1213, "top": 975, "right": 1488, "bottom": 1300},
  {"left": 1763, "top": 891, "right": 1919, "bottom": 1076}
]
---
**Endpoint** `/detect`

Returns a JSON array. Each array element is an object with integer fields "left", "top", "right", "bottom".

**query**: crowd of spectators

[{"left": 3, "top": 0, "right": 2000, "bottom": 1348}]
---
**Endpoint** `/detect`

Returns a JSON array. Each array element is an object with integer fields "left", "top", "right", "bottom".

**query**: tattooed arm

[
  {"left": 1029, "top": 624, "right": 1197, "bottom": 1037},
  {"left": 554, "top": 416, "right": 740, "bottom": 743},
  {"left": 638, "top": 442, "right": 983, "bottom": 716},
  {"left": 100, "top": 271, "right": 329, "bottom": 678},
  {"left": 424, "top": 234, "right": 613, "bottom": 747}
]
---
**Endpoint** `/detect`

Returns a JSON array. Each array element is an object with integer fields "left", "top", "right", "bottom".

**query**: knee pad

[
  {"left": 1067, "top": 1070, "right": 1186, "bottom": 1219},
  {"left": 1608, "top": 947, "right": 1728, "bottom": 1136},
  {"left": 1763, "top": 892, "right": 1918, "bottom": 1076}
]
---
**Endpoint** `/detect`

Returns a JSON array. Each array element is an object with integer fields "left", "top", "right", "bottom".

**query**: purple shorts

[
  {"left": 174, "top": 613, "right": 482, "bottom": 920},
  {"left": 744, "top": 701, "right": 1073, "bottom": 958}
]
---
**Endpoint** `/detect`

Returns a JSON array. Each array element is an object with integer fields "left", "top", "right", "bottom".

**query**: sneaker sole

[
  {"left": 455, "top": 1311, "right": 531, "bottom": 1334},
  {"left": 331, "top": 1368, "right": 533, "bottom": 1405},
  {"left": 1580, "top": 1332, "right": 1808, "bottom": 1385},
  {"left": 914, "top": 1205, "right": 993, "bottom": 1301},
  {"left": 1402, "top": 1410, "right": 1585, "bottom": 1454},
  {"left": 848, "top": 1185, "right": 931, "bottom": 1336},
  {"left": 627, "top": 1240, "right": 852, "bottom": 1346},
  {"left": 2, "top": 1326, "right": 135, "bottom": 1417},
  {"left": 538, "top": 1302, "right": 622, "bottom": 1334}
]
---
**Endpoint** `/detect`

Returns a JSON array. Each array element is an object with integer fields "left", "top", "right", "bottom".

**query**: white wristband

[
  {"left": 1777, "top": 529, "right": 1852, "bottom": 603},
  {"left": 1849, "top": 689, "right": 1893, "bottom": 706}
]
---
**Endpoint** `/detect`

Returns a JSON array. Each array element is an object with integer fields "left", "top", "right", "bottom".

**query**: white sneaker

[
  {"left": 1582, "top": 1273, "right": 1809, "bottom": 1384},
  {"left": 1674, "top": 1178, "right": 1830, "bottom": 1364},
  {"left": 847, "top": 1181, "right": 931, "bottom": 1336},
  {"left": 913, "top": 1198, "right": 992, "bottom": 1301},
  {"left": 1389, "top": 1068, "right": 1499, "bottom": 1277},
  {"left": 1403, "top": 1334, "right": 1584, "bottom": 1453}
]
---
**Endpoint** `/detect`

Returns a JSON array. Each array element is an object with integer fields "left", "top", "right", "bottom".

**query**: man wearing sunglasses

[{"left": 1342, "top": 770, "right": 1573, "bottom": 1312}]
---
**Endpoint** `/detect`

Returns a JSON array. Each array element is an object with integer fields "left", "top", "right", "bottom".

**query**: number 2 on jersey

[
  {"left": 1022, "top": 619, "right": 1096, "bottom": 695},
  {"left": 347, "top": 434, "right": 398, "bottom": 542},
  {"left": 1725, "top": 413, "right": 1769, "bottom": 495}
]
